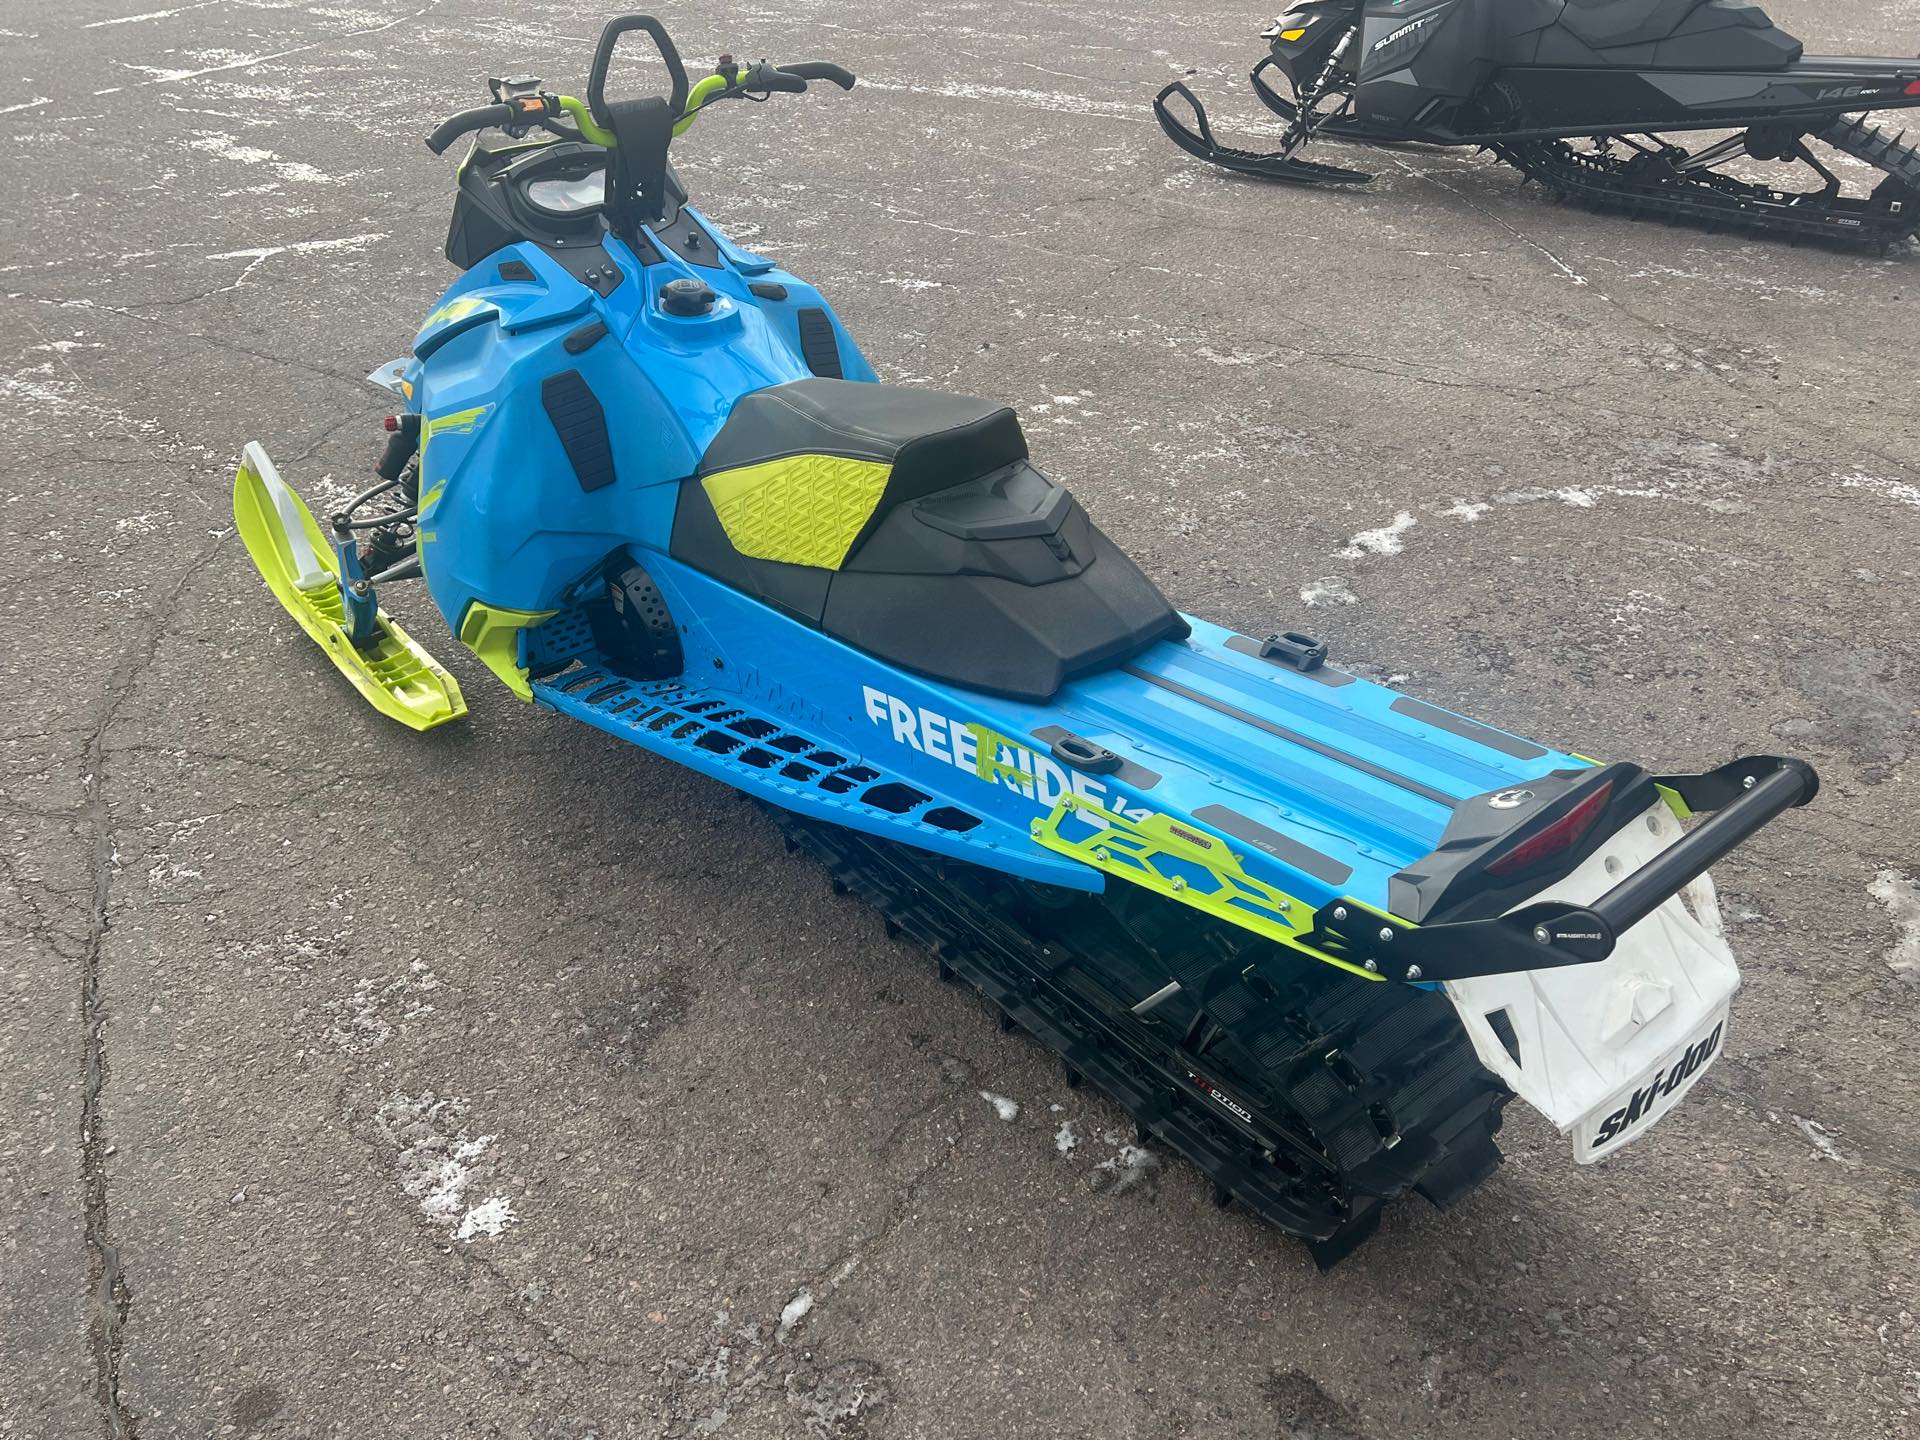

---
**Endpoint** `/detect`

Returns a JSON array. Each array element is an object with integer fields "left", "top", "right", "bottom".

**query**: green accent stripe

[{"left": 1031, "top": 795, "right": 1386, "bottom": 983}]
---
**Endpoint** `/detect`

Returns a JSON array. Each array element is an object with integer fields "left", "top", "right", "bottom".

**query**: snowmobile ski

[
  {"left": 1167, "top": 1, "right": 1920, "bottom": 249},
  {"left": 233, "top": 444, "right": 465, "bottom": 731},
  {"left": 233, "top": 14, "right": 1822, "bottom": 1265},
  {"left": 1156, "top": 80, "right": 1373, "bottom": 185}
]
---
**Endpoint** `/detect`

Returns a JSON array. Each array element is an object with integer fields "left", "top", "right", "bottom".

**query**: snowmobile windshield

[{"left": 524, "top": 170, "right": 607, "bottom": 216}]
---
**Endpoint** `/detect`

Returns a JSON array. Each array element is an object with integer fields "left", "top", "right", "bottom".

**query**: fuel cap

[{"left": 660, "top": 278, "right": 718, "bottom": 316}]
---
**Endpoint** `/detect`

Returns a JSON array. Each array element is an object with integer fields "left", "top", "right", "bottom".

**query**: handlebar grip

[
  {"left": 782, "top": 61, "right": 857, "bottom": 90},
  {"left": 756, "top": 65, "right": 809, "bottom": 95},
  {"left": 588, "top": 15, "right": 689, "bottom": 126},
  {"left": 426, "top": 103, "right": 519, "bottom": 155}
]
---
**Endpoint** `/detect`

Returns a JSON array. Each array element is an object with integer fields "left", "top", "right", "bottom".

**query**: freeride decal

[{"left": 861, "top": 686, "right": 1153, "bottom": 822}]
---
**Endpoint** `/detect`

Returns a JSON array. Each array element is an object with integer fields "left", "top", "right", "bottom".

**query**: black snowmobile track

[
  {"left": 1495, "top": 117, "right": 1920, "bottom": 250},
  {"left": 774, "top": 810, "right": 1510, "bottom": 1269}
]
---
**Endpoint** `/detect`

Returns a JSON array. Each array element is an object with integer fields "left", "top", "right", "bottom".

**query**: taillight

[
  {"left": 1485, "top": 781, "right": 1614, "bottom": 878},
  {"left": 1907, "top": 79, "right": 1920, "bottom": 95}
]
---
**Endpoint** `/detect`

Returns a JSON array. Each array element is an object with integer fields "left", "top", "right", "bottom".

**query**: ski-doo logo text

[
  {"left": 1590, "top": 1021, "right": 1723, "bottom": 1149},
  {"left": 861, "top": 687, "right": 1153, "bottom": 821}
]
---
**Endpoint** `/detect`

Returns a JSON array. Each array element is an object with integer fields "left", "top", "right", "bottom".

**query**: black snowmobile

[{"left": 1157, "top": 0, "right": 1920, "bottom": 247}]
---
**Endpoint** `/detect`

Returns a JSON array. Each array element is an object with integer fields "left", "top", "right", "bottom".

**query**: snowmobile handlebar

[
  {"left": 425, "top": 97, "right": 547, "bottom": 155},
  {"left": 425, "top": 16, "right": 854, "bottom": 156},
  {"left": 779, "top": 61, "right": 858, "bottom": 91}
]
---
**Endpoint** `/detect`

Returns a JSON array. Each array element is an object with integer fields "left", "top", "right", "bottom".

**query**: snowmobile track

[
  {"left": 1496, "top": 117, "right": 1920, "bottom": 251},
  {"left": 775, "top": 810, "right": 1511, "bottom": 1269}
]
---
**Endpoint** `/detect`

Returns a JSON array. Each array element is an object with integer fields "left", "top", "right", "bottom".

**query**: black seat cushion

[
  {"left": 1546, "top": 0, "right": 1800, "bottom": 67},
  {"left": 671, "top": 379, "right": 1189, "bottom": 701},
  {"left": 698, "top": 378, "right": 1029, "bottom": 509}
]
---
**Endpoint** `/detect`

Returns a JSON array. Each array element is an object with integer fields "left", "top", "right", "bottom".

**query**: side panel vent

[
  {"left": 796, "top": 307, "right": 844, "bottom": 379},
  {"left": 541, "top": 370, "right": 616, "bottom": 493}
]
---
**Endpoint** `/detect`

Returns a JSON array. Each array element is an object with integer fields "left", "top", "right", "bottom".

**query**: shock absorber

[{"left": 1282, "top": 23, "right": 1357, "bottom": 155}]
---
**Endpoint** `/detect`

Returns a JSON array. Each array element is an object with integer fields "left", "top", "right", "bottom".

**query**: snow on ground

[
  {"left": 776, "top": 1289, "right": 815, "bottom": 1342},
  {"left": 1868, "top": 870, "right": 1920, "bottom": 983},
  {"left": 1299, "top": 576, "right": 1357, "bottom": 607},
  {"left": 979, "top": 1091, "right": 1020, "bottom": 1121},
  {"left": 373, "top": 1091, "right": 516, "bottom": 1242},
  {"left": 1088, "top": 1137, "right": 1158, "bottom": 1198},
  {"left": 1840, "top": 473, "right": 1920, "bottom": 510},
  {"left": 1339, "top": 511, "right": 1417, "bottom": 558},
  {"left": 326, "top": 959, "right": 438, "bottom": 1055},
  {"left": 1793, "top": 1116, "right": 1858, "bottom": 1166},
  {"left": 1054, "top": 1120, "right": 1078, "bottom": 1155}
]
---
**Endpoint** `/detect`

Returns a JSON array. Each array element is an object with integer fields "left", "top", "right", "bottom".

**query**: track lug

[
  {"left": 998, "top": 1009, "right": 1019, "bottom": 1034},
  {"left": 1213, "top": 1185, "right": 1234, "bottom": 1210},
  {"left": 937, "top": 960, "right": 956, "bottom": 984},
  {"left": 831, "top": 877, "right": 849, "bottom": 896},
  {"left": 883, "top": 918, "right": 901, "bottom": 940},
  {"left": 1063, "top": 1064, "right": 1083, "bottom": 1090},
  {"left": 1134, "top": 1121, "right": 1153, "bottom": 1146}
]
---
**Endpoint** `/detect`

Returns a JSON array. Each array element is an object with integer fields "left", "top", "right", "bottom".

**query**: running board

[
  {"left": 530, "top": 656, "right": 1100, "bottom": 890},
  {"left": 232, "top": 444, "right": 466, "bottom": 732},
  {"left": 1154, "top": 81, "right": 1373, "bottom": 185}
]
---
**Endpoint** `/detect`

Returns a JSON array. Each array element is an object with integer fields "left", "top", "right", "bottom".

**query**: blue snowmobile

[{"left": 236, "top": 15, "right": 1817, "bottom": 1265}]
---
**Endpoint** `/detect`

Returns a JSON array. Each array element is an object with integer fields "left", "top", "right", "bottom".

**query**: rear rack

[{"left": 1312, "top": 756, "right": 1819, "bottom": 984}]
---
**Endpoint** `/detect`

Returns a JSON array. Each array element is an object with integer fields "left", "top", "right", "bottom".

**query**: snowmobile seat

[
  {"left": 1540, "top": 0, "right": 1801, "bottom": 68},
  {"left": 671, "top": 378, "right": 1189, "bottom": 701}
]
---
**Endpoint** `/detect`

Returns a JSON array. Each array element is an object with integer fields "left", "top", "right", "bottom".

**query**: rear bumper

[{"left": 1309, "top": 755, "right": 1816, "bottom": 984}]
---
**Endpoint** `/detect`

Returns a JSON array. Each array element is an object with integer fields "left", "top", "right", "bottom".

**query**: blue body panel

[
  {"left": 409, "top": 209, "right": 875, "bottom": 631},
  {"left": 403, "top": 167, "right": 1584, "bottom": 922}
]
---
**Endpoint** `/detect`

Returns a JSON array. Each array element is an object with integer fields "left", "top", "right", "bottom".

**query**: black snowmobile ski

[
  {"left": 777, "top": 810, "right": 1509, "bottom": 1270},
  {"left": 1156, "top": 80, "right": 1373, "bottom": 185},
  {"left": 1165, "top": 0, "right": 1920, "bottom": 248}
]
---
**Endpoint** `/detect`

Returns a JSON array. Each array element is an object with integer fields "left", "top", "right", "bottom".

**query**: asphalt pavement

[{"left": 3, "top": 2, "right": 1916, "bottom": 1437}]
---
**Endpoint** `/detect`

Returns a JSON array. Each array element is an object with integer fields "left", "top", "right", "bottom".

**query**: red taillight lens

[
  {"left": 1907, "top": 79, "right": 1920, "bottom": 95},
  {"left": 382, "top": 415, "right": 402, "bottom": 432},
  {"left": 1485, "top": 781, "right": 1615, "bottom": 878}
]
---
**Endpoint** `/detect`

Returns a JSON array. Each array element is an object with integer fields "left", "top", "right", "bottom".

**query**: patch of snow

[
  {"left": 1445, "top": 500, "right": 1491, "bottom": 522},
  {"left": 776, "top": 1288, "right": 815, "bottom": 1341},
  {"left": 787, "top": 1361, "right": 889, "bottom": 1435},
  {"left": 0, "top": 97, "right": 52, "bottom": 117},
  {"left": 979, "top": 1091, "right": 1020, "bottom": 1122},
  {"left": 1192, "top": 345, "right": 1269, "bottom": 366},
  {"left": 878, "top": 277, "right": 943, "bottom": 290},
  {"left": 1792, "top": 1116, "right": 1858, "bottom": 1166},
  {"left": 326, "top": 960, "right": 437, "bottom": 1054},
  {"left": 453, "top": 1196, "right": 516, "bottom": 1240},
  {"left": 1089, "top": 1140, "right": 1158, "bottom": 1198},
  {"left": 1300, "top": 575, "right": 1357, "bottom": 608},
  {"left": 374, "top": 1091, "right": 516, "bottom": 1242},
  {"left": 1339, "top": 511, "right": 1417, "bottom": 559},
  {"left": 84, "top": 3, "right": 221, "bottom": 27},
  {"left": 1841, "top": 473, "right": 1920, "bottom": 509},
  {"left": 1868, "top": 870, "right": 1920, "bottom": 983},
  {"left": 1054, "top": 1120, "right": 1078, "bottom": 1154},
  {"left": 189, "top": 131, "right": 344, "bottom": 185}
]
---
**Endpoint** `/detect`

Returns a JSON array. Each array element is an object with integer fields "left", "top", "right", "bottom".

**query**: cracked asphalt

[{"left": 4, "top": 2, "right": 1918, "bottom": 1437}]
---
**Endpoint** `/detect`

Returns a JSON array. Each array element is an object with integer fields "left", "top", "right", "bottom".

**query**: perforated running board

[{"left": 530, "top": 655, "right": 1095, "bottom": 888}]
